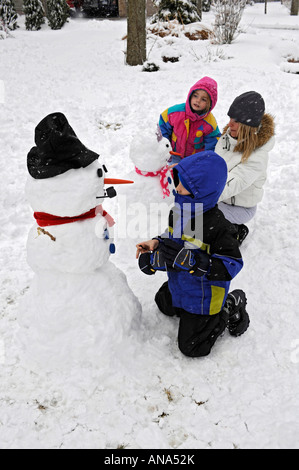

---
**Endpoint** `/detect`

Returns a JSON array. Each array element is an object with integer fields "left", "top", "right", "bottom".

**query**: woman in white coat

[{"left": 215, "top": 91, "right": 275, "bottom": 243}]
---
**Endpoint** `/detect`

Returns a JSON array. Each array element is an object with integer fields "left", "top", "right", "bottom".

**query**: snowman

[
  {"left": 17, "top": 112, "right": 141, "bottom": 381},
  {"left": 115, "top": 126, "right": 176, "bottom": 261}
]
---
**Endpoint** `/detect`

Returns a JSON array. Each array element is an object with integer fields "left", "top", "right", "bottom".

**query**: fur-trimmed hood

[{"left": 222, "top": 113, "right": 275, "bottom": 152}]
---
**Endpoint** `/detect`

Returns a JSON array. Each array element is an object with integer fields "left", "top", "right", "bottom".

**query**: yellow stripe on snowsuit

[
  {"left": 209, "top": 286, "right": 226, "bottom": 315},
  {"left": 168, "top": 226, "right": 210, "bottom": 253},
  {"left": 184, "top": 119, "right": 190, "bottom": 139},
  {"left": 181, "top": 233, "right": 211, "bottom": 254}
]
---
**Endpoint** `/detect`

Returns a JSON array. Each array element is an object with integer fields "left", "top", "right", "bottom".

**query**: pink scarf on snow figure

[{"left": 134, "top": 165, "right": 173, "bottom": 198}]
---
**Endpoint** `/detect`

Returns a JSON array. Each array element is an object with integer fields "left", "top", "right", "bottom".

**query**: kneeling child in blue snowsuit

[{"left": 136, "top": 151, "right": 249, "bottom": 357}]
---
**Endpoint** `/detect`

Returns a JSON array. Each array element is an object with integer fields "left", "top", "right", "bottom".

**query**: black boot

[
  {"left": 235, "top": 224, "right": 249, "bottom": 245},
  {"left": 223, "top": 289, "right": 250, "bottom": 337}
]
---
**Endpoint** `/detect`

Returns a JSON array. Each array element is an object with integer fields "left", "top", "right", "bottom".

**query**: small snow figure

[
  {"left": 23, "top": 0, "right": 45, "bottom": 31},
  {"left": 129, "top": 126, "right": 176, "bottom": 200},
  {"left": 17, "top": 113, "right": 141, "bottom": 380},
  {"left": 115, "top": 126, "right": 175, "bottom": 259}
]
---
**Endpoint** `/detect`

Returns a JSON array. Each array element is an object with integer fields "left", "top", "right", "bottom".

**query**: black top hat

[
  {"left": 228, "top": 91, "right": 265, "bottom": 128},
  {"left": 27, "top": 112, "right": 99, "bottom": 179}
]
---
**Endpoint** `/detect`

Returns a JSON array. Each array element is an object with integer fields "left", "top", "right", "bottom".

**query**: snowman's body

[{"left": 18, "top": 158, "right": 141, "bottom": 376}]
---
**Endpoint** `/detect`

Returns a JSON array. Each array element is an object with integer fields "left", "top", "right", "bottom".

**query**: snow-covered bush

[
  {"left": 0, "top": 0, "right": 18, "bottom": 30},
  {"left": 202, "top": 0, "right": 211, "bottom": 12},
  {"left": 24, "top": 0, "right": 45, "bottom": 31},
  {"left": 46, "top": 0, "right": 69, "bottom": 30},
  {"left": 191, "top": 44, "right": 232, "bottom": 62},
  {"left": 142, "top": 61, "right": 160, "bottom": 72},
  {"left": 0, "top": 21, "right": 6, "bottom": 38},
  {"left": 212, "top": 0, "right": 246, "bottom": 44},
  {"left": 152, "top": 0, "right": 201, "bottom": 25},
  {"left": 280, "top": 56, "right": 299, "bottom": 74}
]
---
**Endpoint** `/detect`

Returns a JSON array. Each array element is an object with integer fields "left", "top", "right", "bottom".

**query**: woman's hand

[{"left": 136, "top": 239, "right": 159, "bottom": 259}]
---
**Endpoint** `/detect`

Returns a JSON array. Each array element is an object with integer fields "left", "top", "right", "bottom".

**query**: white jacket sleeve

[{"left": 219, "top": 147, "right": 268, "bottom": 203}]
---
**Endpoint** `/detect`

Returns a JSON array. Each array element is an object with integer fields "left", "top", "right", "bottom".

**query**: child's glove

[
  {"left": 138, "top": 246, "right": 166, "bottom": 275},
  {"left": 138, "top": 253, "right": 156, "bottom": 275},
  {"left": 150, "top": 248, "right": 167, "bottom": 271},
  {"left": 160, "top": 239, "right": 210, "bottom": 277}
]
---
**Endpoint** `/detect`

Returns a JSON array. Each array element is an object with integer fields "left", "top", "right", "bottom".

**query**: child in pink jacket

[{"left": 159, "top": 76, "right": 221, "bottom": 163}]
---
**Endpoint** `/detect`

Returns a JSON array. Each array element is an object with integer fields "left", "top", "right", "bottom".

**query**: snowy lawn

[{"left": 0, "top": 2, "right": 299, "bottom": 449}]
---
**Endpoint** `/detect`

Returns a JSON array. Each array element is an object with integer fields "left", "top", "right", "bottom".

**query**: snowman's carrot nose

[
  {"left": 104, "top": 178, "right": 134, "bottom": 185},
  {"left": 169, "top": 151, "right": 181, "bottom": 156}
]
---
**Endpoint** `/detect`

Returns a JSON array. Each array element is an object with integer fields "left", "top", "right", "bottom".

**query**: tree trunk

[
  {"left": 291, "top": 0, "right": 299, "bottom": 15},
  {"left": 126, "top": 0, "right": 146, "bottom": 66},
  {"left": 264, "top": 0, "right": 267, "bottom": 14},
  {"left": 41, "top": 0, "right": 48, "bottom": 16},
  {"left": 196, "top": 0, "right": 202, "bottom": 21}
]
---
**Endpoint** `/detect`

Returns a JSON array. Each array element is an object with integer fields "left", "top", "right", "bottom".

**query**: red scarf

[
  {"left": 135, "top": 165, "right": 172, "bottom": 198},
  {"left": 34, "top": 204, "right": 115, "bottom": 228}
]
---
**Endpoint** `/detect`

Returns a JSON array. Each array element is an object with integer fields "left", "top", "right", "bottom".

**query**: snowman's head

[
  {"left": 26, "top": 113, "right": 133, "bottom": 216},
  {"left": 129, "top": 127, "right": 171, "bottom": 173},
  {"left": 26, "top": 158, "right": 135, "bottom": 216},
  {"left": 26, "top": 159, "right": 109, "bottom": 216}
]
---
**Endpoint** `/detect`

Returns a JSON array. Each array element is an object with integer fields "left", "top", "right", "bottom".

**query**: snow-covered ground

[{"left": 0, "top": 2, "right": 299, "bottom": 449}]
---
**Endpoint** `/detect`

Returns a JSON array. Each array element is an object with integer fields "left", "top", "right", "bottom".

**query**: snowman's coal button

[
  {"left": 106, "top": 187, "right": 117, "bottom": 199},
  {"left": 109, "top": 243, "right": 116, "bottom": 254}
]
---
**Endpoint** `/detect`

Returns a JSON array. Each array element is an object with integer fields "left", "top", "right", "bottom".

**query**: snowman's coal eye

[
  {"left": 166, "top": 144, "right": 169, "bottom": 148},
  {"left": 97, "top": 168, "right": 103, "bottom": 178},
  {"left": 103, "top": 164, "right": 108, "bottom": 173}
]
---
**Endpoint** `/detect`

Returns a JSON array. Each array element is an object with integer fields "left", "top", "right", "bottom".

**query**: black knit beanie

[
  {"left": 27, "top": 112, "right": 99, "bottom": 179},
  {"left": 227, "top": 91, "right": 265, "bottom": 127}
]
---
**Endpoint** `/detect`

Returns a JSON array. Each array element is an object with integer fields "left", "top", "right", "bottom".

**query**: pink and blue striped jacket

[{"left": 159, "top": 76, "right": 221, "bottom": 159}]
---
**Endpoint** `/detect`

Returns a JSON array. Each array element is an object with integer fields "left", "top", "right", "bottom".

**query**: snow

[{"left": 0, "top": 2, "right": 299, "bottom": 450}]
